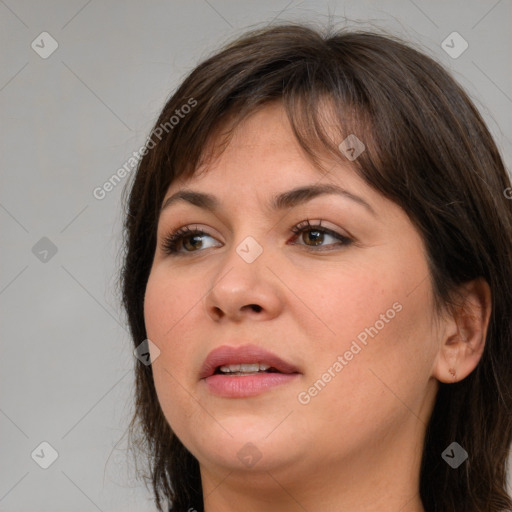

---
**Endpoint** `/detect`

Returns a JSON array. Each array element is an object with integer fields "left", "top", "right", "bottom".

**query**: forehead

[
  {"left": 160, "top": 104, "right": 385, "bottom": 220},
  {"left": 167, "top": 103, "right": 346, "bottom": 194}
]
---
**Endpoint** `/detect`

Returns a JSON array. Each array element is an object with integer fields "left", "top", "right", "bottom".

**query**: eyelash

[{"left": 161, "top": 219, "right": 353, "bottom": 256}]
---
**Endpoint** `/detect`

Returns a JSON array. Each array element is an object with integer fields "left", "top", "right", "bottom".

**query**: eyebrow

[{"left": 160, "top": 183, "right": 376, "bottom": 216}]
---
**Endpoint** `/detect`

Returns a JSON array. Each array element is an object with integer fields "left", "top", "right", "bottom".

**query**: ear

[{"left": 432, "top": 278, "right": 492, "bottom": 384}]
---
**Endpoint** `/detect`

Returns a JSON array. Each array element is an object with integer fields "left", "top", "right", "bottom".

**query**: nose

[{"left": 203, "top": 241, "right": 284, "bottom": 323}]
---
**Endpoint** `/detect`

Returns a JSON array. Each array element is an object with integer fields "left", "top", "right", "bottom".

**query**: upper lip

[{"left": 199, "top": 344, "right": 300, "bottom": 379}]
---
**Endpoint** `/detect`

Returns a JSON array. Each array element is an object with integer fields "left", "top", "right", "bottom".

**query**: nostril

[{"left": 249, "top": 304, "right": 262, "bottom": 312}]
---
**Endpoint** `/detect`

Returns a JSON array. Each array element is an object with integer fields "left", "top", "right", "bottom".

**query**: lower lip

[{"left": 203, "top": 373, "right": 300, "bottom": 398}]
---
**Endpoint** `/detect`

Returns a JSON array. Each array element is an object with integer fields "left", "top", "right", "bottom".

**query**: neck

[{"left": 199, "top": 423, "right": 426, "bottom": 512}]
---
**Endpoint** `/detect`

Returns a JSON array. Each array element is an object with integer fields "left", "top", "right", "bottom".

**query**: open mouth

[
  {"left": 200, "top": 345, "right": 301, "bottom": 397},
  {"left": 214, "top": 363, "right": 284, "bottom": 376},
  {"left": 199, "top": 344, "right": 300, "bottom": 380}
]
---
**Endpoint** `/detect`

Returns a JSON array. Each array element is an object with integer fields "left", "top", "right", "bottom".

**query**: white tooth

[
  {"left": 240, "top": 363, "right": 259, "bottom": 372},
  {"left": 219, "top": 362, "right": 271, "bottom": 374}
]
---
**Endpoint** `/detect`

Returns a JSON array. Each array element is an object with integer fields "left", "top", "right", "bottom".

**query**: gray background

[{"left": 1, "top": 1, "right": 511, "bottom": 511}]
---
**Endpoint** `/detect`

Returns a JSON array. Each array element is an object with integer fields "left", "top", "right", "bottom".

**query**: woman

[{"left": 121, "top": 23, "right": 512, "bottom": 511}]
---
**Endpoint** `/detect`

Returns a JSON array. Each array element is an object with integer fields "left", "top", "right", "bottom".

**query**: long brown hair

[{"left": 121, "top": 23, "right": 512, "bottom": 511}]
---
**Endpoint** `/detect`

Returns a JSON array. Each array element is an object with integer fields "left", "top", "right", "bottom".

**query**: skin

[{"left": 144, "top": 103, "right": 491, "bottom": 512}]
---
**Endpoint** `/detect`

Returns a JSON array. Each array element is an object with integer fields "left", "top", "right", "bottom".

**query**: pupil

[
  {"left": 185, "top": 235, "right": 202, "bottom": 251},
  {"left": 305, "top": 230, "right": 322, "bottom": 246}
]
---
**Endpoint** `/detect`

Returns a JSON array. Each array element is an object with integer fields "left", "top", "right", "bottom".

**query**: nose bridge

[
  {"left": 235, "top": 233, "right": 266, "bottom": 265},
  {"left": 220, "top": 209, "right": 270, "bottom": 268},
  {"left": 203, "top": 228, "right": 282, "bottom": 321}
]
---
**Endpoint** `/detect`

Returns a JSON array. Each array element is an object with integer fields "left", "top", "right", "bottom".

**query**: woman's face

[{"left": 144, "top": 103, "right": 443, "bottom": 491}]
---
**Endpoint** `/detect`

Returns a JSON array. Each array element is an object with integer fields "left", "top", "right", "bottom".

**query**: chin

[
  {"left": 201, "top": 440, "right": 299, "bottom": 474},
  {"left": 184, "top": 424, "right": 301, "bottom": 472}
]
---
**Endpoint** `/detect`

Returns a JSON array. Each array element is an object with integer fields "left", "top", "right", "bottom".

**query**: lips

[{"left": 199, "top": 344, "right": 300, "bottom": 379}]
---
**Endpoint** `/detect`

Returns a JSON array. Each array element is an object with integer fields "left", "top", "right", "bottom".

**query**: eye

[
  {"left": 161, "top": 225, "right": 220, "bottom": 255},
  {"left": 289, "top": 219, "right": 352, "bottom": 250},
  {"left": 161, "top": 219, "right": 352, "bottom": 256}
]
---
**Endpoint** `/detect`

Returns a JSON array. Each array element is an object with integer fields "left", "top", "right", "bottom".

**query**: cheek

[
  {"left": 143, "top": 267, "right": 206, "bottom": 423},
  {"left": 289, "top": 252, "right": 438, "bottom": 417},
  {"left": 144, "top": 265, "right": 205, "bottom": 348},
  {"left": 285, "top": 258, "right": 402, "bottom": 356},
  {"left": 297, "top": 290, "right": 437, "bottom": 436}
]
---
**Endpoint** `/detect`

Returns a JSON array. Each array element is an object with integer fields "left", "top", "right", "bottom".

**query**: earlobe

[{"left": 432, "top": 278, "right": 491, "bottom": 384}]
